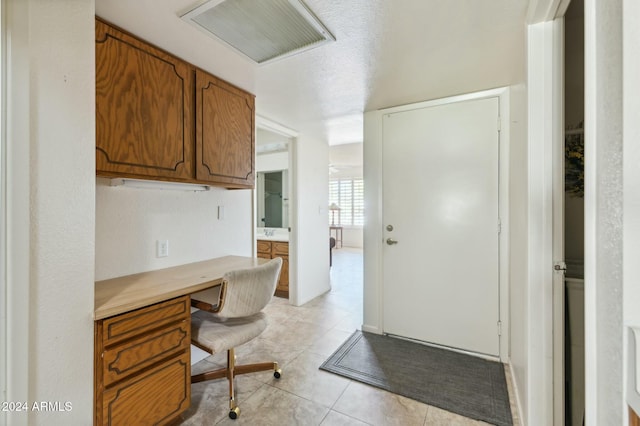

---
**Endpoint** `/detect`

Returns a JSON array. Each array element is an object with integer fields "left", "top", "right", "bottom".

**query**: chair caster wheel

[
  {"left": 229, "top": 406, "right": 240, "bottom": 419},
  {"left": 274, "top": 368, "right": 282, "bottom": 379}
]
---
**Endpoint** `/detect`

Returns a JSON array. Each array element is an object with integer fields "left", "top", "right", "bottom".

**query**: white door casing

[
  {"left": 363, "top": 87, "right": 511, "bottom": 362},
  {"left": 381, "top": 96, "right": 502, "bottom": 357}
]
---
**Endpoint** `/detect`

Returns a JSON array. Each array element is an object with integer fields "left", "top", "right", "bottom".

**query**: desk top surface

[{"left": 95, "top": 256, "right": 265, "bottom": 320}]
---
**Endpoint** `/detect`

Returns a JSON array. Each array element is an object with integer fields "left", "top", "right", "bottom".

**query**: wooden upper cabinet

[
  {"left": 95, "top": 18, "right": 194, "bottom": 180},
  {"left": 196, "top": 69, "right": 255, "bottom": 188},
  {"left": 95, "top": 18, "right": 255, "bottom": 188}
]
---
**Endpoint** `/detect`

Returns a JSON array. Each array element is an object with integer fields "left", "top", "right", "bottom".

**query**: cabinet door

[
  {"left": 101, "top": 352, "right": 190, "bottom": 426},
  {"left": 275, "top": 255, "right": 289, "bottom": 296},
  {"left": 256, "top": 240, "right": 272, "bottom": 256},
  {"left": 278, "top": 256, "right": 289, "bottom": 292},
  {"left": 273, "top": 242, "right": 288, "bottom": 257},
  {"left": 95, "top": 19, "right": 194, "bottom": 180},
  {"left": 196, "top": 69, "right": 255, "bottom": 188}
]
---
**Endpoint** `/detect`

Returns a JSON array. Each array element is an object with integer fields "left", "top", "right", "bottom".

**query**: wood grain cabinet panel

[
  {"left": 102, "top": 296, "right": 189, "bottom": 346},
  {"left": 273, "top": 242, "right": 289, "bottom": 256},
  {"left": 256, "top": 240, "right": 271, "bottom": 256},
  {"left": 95, "top": 18, "right": 255, "bottom": 189},
  {"left": 277, "top": 255, "right": 289, "bottom": 296},
  {"left": 101, "top": 352, "right": 190, "bottom": 426},
  {"left": 102, "top": 322, "right": 189, "bottom": 386},
  {"left": 95, "top": 296, "right": 190, "bottom": 426},
  {"left": 95, "top": 18, "right": 194, "bottom": 180},
  {"left": 196, "top": 69, "right": 255, "bottom": 188}
]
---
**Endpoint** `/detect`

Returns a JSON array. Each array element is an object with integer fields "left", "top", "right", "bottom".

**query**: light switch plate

[{"left": 156, "top": 240, "right": 169, "bottom": 258}]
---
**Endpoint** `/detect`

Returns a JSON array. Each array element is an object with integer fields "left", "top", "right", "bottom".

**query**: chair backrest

[{"left": 217, "top": 257, "right": 283, "bottom": 318}]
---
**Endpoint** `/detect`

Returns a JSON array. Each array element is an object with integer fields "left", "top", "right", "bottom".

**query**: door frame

[
  {"left": 363, "top": 87, "right": 511, "bottom": 361},
  {"left": 254, "top": 116, "right": 300, "bottom": 304},
  {"left": 0, "top": 0, "right": 6, "bottom": 416}
]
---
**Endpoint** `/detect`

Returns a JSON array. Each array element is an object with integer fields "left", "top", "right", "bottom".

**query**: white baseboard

[
  {"left": 361, "top": 324, "right": 382, "bottom": 334},
  {"left": 507, "top": 361, "right": 526, "bottom": 426}
]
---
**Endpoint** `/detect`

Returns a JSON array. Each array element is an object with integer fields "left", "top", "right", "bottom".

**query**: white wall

[
  {"left": 256, "top": 151, "right": 289, "bottom": 173},
  {"left": 339, "top": 228, "right": 363, "bottom": 249},
  {"left": 362, "top": 109, "right": 384, "bottom": 334},
  {"left": 6, "top": 1, "right": 95, "bottom": 424},
  {"left": 624, "top": 1, "right": 640, "bottom": 419},
  {"left": 507, "top": 84, "right": 529, "bottom": 423},
  {"left": 584, "top": 0, "right": 624, "bottom": 423},
  {"left": 624, "top": 0, "right": 640, "bottom": 330},
  {"left": 290, "top": 133, "right": 330, "bottom": 306},
  {"left": 95, "top": 181, "right": 253, "bottom": 280}
]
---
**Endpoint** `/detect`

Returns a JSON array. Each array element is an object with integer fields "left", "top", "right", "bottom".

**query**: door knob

[{"left": 386, "top": 238, "right": 398, "bottom": 245}]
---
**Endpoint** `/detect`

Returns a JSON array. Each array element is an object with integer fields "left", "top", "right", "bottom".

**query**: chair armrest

[
  {"left": 191, "top": 281, "right": 227, "bottom": 313},
  {"left": 191, "top": 298, "right": 219, "bottom": 312}
]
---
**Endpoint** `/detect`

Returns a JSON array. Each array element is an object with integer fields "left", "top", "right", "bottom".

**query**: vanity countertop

[
  {"left": 256, "top": 228, "right": 289, "bottom": 242},
  {"left": 257, "top": 235, "right": 289, "bottom": 242}
]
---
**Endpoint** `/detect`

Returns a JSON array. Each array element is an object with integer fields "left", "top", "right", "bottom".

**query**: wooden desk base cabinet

[{"left": 94, "top": 296, "right": 191, "bottom": 425}]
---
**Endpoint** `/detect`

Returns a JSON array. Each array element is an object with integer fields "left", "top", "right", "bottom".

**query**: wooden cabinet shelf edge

[{"left": 95, "top": 17, "right": 255, "bottom": 190}]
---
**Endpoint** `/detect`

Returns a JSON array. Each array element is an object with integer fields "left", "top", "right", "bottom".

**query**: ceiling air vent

[{"left": 181, "top": 0, "right": 335, "bottom": 64}]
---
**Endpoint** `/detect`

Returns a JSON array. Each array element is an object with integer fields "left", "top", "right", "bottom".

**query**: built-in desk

[{"left": 94, "top": 256, "right": 265, "bottom": 426}]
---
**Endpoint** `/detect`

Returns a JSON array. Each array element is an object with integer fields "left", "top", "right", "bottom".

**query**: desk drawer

[
  {"left": 102, "top": 296, "right": 189, "bottom": 346},
  {"left": 103, "top": 320, "right": 189, "bottom": 386},
  {"left": 101, "top": 351, "right": 190, "bottom": 426}
]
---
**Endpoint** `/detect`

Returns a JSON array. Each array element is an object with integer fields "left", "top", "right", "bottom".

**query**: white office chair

[{"left": 190, "top": 257, "right": 283, "bottom": 419}]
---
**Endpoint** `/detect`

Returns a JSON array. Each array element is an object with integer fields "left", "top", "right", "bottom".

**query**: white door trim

[
  {"left": 526, "top": 18, "right": 566, "bottom": 426},
  {"left": 0, "top": 0, "right": 7, "bottom": 416},
  {"left": 254, "top": 116, "right": 301, "bottom": 305},
  {"left": 363, "top": 87, "right": 511, "bottom": 361},
  {"left": 551, "top": 17, "right": 566, "bottom": 426}
]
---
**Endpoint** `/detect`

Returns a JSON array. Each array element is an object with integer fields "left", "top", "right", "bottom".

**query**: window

[{"left": 329, "top": 178, "right": 364, "bottom": 227}]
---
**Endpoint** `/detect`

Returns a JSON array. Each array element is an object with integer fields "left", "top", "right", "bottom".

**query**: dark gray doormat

[{"left": 320, "top": 330, "right": 513, "bottom": 426}]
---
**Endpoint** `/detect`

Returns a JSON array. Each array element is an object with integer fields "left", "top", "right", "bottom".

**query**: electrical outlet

[{"left": 156, "top": 240, "right": 169, "bottom": 258}]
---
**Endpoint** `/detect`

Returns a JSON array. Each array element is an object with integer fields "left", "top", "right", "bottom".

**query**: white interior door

[{"left": 382, "top": 97, "right": 501, "bottom": 357}]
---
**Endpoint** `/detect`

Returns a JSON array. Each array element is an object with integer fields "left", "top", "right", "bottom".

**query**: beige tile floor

[{"left": 179, "top": 248, "right": 519, "bottom": 426}]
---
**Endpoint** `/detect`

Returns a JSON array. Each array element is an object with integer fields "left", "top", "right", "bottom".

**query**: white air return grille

[{"left": 181, "top": 0, "right": 335, "bottom": 64}]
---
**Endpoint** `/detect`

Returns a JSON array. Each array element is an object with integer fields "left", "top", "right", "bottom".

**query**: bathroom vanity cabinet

[{"left": 257, "top": 240, "right": 289, "bottom": 298}]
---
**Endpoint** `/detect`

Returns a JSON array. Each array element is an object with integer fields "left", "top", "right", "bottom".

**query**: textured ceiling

[{"left": 96, "top": 0, "right": 529, "bottom": 145}]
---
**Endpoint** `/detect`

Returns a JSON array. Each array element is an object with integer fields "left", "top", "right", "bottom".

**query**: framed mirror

[
  {"left": 256, "top": 170, "right": 289, "bottom": 228},
  {"left": 256, "top": 127, "right": 291, "bottom": 230}
]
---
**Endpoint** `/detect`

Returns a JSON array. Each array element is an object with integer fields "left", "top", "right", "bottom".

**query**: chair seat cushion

[{"left": 191, "top": 310, "right": 267, "bottom": 355}]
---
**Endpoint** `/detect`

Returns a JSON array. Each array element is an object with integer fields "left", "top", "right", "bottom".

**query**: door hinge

[
  {"left": 497, "top": 321, "right": 502, "bottom": 336},
  {"left": 497, "top": 116, "right": 502, "bottom": 132},
  {"left": 497, "top": 219, "right": 502, "bottom": 235}
]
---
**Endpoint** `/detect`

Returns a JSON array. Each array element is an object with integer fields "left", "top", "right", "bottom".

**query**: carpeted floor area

[{"left": 320, "top": 330, "right": 513, "bottom": 426}]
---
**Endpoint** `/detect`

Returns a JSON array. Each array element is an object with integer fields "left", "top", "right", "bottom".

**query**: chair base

[
  {"left": 191, "top": 362, "right": 282, "bottom": 383},
  {"left": 191, "top": 348, "right": 281, "bottom": 419}
]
